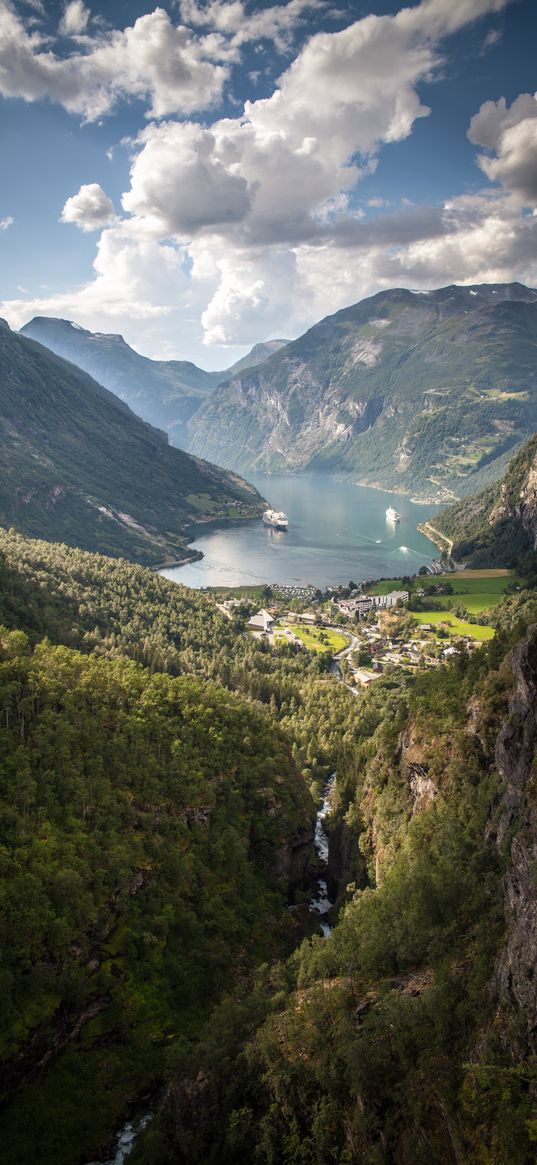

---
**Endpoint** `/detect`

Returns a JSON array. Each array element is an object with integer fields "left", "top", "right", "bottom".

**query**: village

[{"left": 214, "top": 568, "right": 507, "bottom": 687}]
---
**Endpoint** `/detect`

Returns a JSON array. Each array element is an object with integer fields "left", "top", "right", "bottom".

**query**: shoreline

[
  {"left": 417, "top": 521, "right": 454, "bottom": 557},
  {"left": 154, "top": 479, "right": 443, "bottom": 588},
  {"left": 152, "top": 510, "right": 265, "bottom": 573},
  {"left": 353, "top": 478, "right": 457, "bottom": 506}
]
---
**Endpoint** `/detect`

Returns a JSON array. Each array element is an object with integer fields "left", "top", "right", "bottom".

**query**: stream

[
  {"left": 93, "top": 777, "right": 337, "bottom": 1164},
  {"left": 308, "top": 774, "right": 336, "bottom": 938}
]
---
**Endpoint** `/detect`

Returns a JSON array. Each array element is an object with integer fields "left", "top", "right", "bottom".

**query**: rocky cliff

[
  {"left": 188, "top": 283, "right": 537, "bottom": 499},
  {"left": 493, "top": 626, "right": 537, "bottom": 1057}
]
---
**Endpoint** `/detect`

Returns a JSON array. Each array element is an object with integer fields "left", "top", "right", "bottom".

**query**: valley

[
  {"left": 1, "top": 294, "right": 537, "bottom": 1165},
  {"left": 2, "top": 0, "right": 537, "bottom": 1157}
]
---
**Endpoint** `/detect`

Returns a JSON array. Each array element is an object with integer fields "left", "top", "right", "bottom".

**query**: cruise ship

[
  {"left": 263, "top": 508, "right": 289, "bottom": 530},
  {"left": 385, "top": 506, "right": 401, "bottom": 523}
]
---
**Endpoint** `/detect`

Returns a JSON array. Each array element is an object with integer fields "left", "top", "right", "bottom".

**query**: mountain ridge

[
  {"left": 0, "top": 321, "right": 263, "bottom": 564},
  {"left": 187, "top": 282, "right": 537, "bottom": 500},
  {"left": 20, "top": 317, "right": 290, "bottom": 447}
]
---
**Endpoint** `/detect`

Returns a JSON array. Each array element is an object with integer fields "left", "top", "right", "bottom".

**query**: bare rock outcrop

[{"left": 493, "top": 625, "right": 537, "bottom": 1055}]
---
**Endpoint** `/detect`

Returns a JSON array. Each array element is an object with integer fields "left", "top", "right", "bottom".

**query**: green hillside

[
  {"left": 0, "top": 321, "right": 263, "bottom": 564},
  {"left": 188, "top": 283, "right": 537, "bottom": 500},
  {"left": 0, "top": 525, "right": 536, "bottom": 1163},
  {"left": 20, "top": 320, "right": 289, "bottom": 448},
  {"left": 21, "top": 316, "right": 218, "bottom": 447},
  {"left": 434, "top": 432, "right": 537, "bottom": 566}
]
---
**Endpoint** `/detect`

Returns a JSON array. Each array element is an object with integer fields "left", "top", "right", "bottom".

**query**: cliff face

[
  {"left": 493, "top": 626, "right": 537, "bottom": 1055},
  {"left": 188, "top": 283, "right": 537, "bottom": 499}
]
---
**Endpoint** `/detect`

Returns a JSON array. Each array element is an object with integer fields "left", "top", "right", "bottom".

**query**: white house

[
  {"left": 247, "top": 609, "right": 275, "bottom": 633},
  {"left": 371, "top": 590, "right": 409, "bottom": 610}
]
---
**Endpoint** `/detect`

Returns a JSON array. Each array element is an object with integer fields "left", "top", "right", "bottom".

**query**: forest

[{"left": 0, "top": 526, "right": 535, "bottom": 1162}]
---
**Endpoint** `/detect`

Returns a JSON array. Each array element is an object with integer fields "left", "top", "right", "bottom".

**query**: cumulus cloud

[
  {"left": 180, "top": 0, "right": 324, "bottom": 51},
  {"left": 1, "top": 221, "right": 195, "bottom": 353},
  {"left": 122, "top": 0, "right": 513, "bottom": 254},
  {"left": 61, "top": 183, "right": 116, "bottom": 231},
  {"left": 0, "top": 214, "right": 13, "bottom": 230},
  {"left": 0, "top": 3, "right": 228, "bottom": 120},
  {"left": 3, "top": 0, "right": 531, "bottom": 360},
  {"left": 468, "top": 93, "right": 537, "bottom": 205},
  {"left": 59, "top": 1, "right": 90, "bottom": 37}
]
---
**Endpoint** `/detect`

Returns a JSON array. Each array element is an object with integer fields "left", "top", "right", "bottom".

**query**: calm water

[{"left": 161, "top": 474, "right": 440, "bottom": 589}]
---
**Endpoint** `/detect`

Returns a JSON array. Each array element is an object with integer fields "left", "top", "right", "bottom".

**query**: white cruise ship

[
  {"left": 263, "top": 508, "right": 289, "bottom": 530},
  {"left": 385, "top": 506, "right": 401, "bottom": 523}
]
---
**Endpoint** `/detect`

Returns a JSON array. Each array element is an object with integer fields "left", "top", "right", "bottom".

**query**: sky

[{"left": 0, "top": 0, "right": 536, "bottom": 368}]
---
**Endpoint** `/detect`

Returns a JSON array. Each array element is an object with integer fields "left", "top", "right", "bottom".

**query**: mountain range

[
  {"left": 0, "top": 320, "right": 262, "bottom": 564},
  {"left": 187, "top": 282, "right": 537, "bottom": 500},
  {"left": 20, "top": 317, "right": 288, "bottom": 447}
]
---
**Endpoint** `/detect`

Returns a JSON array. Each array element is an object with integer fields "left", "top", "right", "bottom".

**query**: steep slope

[
  {"left": 0, "top": 321, "right": 263, "bottom": 564},
  {"left": 20, "top": 315, "right": 218, "bottom": 446},
  {"left": 188, "top": 283, "right": 537, "bottom": 499},
  {"left": 20, "top": 319, "right": 290, "bottom": 447},
  {"left": 221, "top": 338, "right": 290, "bottom": 378},
  {"left": 135, "top": 619, "right": 537, "bottom": 1165},
  {"left": 433, "top": 432, "right": 537, "bottom": 566},
  {"left": 0, "top": 629, "right": 314, "bottom": 1165}
]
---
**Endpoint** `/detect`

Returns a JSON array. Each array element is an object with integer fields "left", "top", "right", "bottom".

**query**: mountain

[
  {"left": 221, "top": 338, "right": 290, "bottom": 378},
  {"left": 20, "top": 315, "right": 218, "bottom": 446},
  {"left": 187, "top": 282, "right": 537, "bottom": 500},
  {"left": 432, "top": 431, "right": 537, "bottom": 566},
  {"left": 0, "top": 320, "right": 263, "bottom": 564},
  {"left": 20, "top": 318, "right": 290, "bottom": 447}
]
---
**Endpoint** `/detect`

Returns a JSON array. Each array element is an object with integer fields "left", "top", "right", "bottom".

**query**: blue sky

[{"left": 0, "top": 0, "right": 536, "bottom": 366}]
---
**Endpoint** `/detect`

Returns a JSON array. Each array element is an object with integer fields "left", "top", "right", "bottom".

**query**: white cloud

[
  {"left": 4, "top": 0, "right": 531, "bottom": 364},
  {"left": 180, "top": 0, "right": 324, "bottom": 51},
  {"left": 1, "top": 221, "right": 197, "bottom": 352},
  {"left": 61, "top": 183, "right": 115, "bottom": 231},
  {"left": 0, "top": 3, "right": 228, "bottom": 120},
  {"left": 468, "top": 93, "right": 537, "bottom": 205},
  {"left": 59, "top": 1, "right": 90, "bottom": 37},
  {"left": 0, "top": 214, "right": 13, "bottom": 230},
  {"left": 121, "top": 0, "right": 513, "bottom": 255}
]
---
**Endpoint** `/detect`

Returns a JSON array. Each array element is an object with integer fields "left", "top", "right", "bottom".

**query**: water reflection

[{"left": 162, "top": 474, "right": 439, "bottom": 589}]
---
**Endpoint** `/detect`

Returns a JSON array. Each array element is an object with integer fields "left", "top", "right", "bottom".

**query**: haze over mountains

[
  {"left": 22, "top": 285, "right": 537, "bottom": 505},
  {"left": 0, "top": 321, "right": 262, "bottom": 564},
  {"left": 20, "top": 317, "right": 289, "bottom": 448},
  {"left": 188, "top": 282, "right": 537, "bottom": 500}
]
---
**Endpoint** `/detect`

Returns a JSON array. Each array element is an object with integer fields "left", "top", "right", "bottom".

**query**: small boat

[
  {"left": 386, "top": 506, "right": 401, "bottom": 523},
  {"left": 263, "top": 508, "right": 289, "bottom": 530}
]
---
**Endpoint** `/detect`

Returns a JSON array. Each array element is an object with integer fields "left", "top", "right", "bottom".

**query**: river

[
  {"left": 309, "top": 776, "right": 336, "bottom": 938},
  {"left": 161, "top": 473, "right": 439, "bottom": 589}
]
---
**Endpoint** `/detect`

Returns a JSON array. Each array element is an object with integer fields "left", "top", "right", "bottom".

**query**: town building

[
  {"left": 334, "top": 596, "right": 374, "bottom": 617},
  {"left": 247, "top": 609, "right": 275, "bottom": 633},
  {"left": 371, "top": 590, "right": 409, "bottom": 610}
]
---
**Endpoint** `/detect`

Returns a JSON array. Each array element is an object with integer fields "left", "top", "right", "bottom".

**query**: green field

[
  {"left": 289, "top": 625, "right": 350, "bottom": 654},
  {"left": 412, "top": 611, "right": 495, "bottom": 641},
  {"left": 370, "top": 570, "right": 518, "bottom": 614}
]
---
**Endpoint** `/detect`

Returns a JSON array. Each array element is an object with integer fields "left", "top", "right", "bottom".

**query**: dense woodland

[{"left": 0, "top": 525, "right": 536, "bottom": 1162}]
